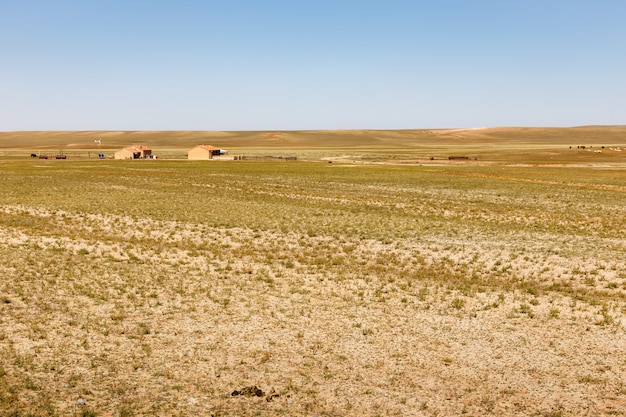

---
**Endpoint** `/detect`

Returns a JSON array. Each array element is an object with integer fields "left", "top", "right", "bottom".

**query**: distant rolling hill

[{"left": 0, "top": 126, "right": 625, "bottom": 150}]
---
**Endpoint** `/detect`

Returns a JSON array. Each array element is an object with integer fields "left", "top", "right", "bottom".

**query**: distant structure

[
  {"left": 115, "top": 145, "right": 152, "bottom": 160},
  {"left": 187, "top": 145, "right": 226, "bottom": 160}
]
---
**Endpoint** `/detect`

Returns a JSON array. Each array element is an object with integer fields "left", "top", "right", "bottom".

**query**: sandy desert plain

[{"left": 0, "top": 127, "right": 625, "bottom": 416}]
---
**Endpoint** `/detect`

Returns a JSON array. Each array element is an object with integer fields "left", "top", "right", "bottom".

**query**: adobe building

[
  {"left": 187, "top": 145, "right": 225, "bottom": 160},
  {"left": 115, "top": 145, "right": 152, "bottom": 160}
]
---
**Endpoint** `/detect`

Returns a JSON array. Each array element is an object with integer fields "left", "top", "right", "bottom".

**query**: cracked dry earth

[{"left": 0, "top": 201, "right": 625, "bottom": 416}]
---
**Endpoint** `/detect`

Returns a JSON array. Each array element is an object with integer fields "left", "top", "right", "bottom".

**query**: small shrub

[{"left": 451, "top": 297, "right": 465, "bottom": 310}]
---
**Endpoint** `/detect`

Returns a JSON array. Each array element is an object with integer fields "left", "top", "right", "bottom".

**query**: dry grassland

[
  {"left": 0, "top": 137, "right": 625, "bottom": 416},
  {"left": 2, "top": 125, "right": 626, "bottom": 152}
]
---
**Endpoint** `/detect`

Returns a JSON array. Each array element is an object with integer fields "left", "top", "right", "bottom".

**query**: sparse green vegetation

[{"left": 0, "top": 133, "right": 625, "bottom": 416}]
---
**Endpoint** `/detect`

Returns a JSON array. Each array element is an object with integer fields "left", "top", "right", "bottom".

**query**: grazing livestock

[{"left": 30, "top": 153, "right": 38, "bottom": 158}]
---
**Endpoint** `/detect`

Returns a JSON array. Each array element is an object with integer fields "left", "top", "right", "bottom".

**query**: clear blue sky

[{"left": 1, "top": 0, "right": 625, "bottom": 131}]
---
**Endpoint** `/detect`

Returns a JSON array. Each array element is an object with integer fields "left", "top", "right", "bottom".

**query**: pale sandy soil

[{"left": 1, "top": 204, "right": 625, "bottom": 416}]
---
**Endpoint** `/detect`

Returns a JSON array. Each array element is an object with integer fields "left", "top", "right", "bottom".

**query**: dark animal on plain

[{"left": 30, "top": 153, "right": 37, "bottom": 158}]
